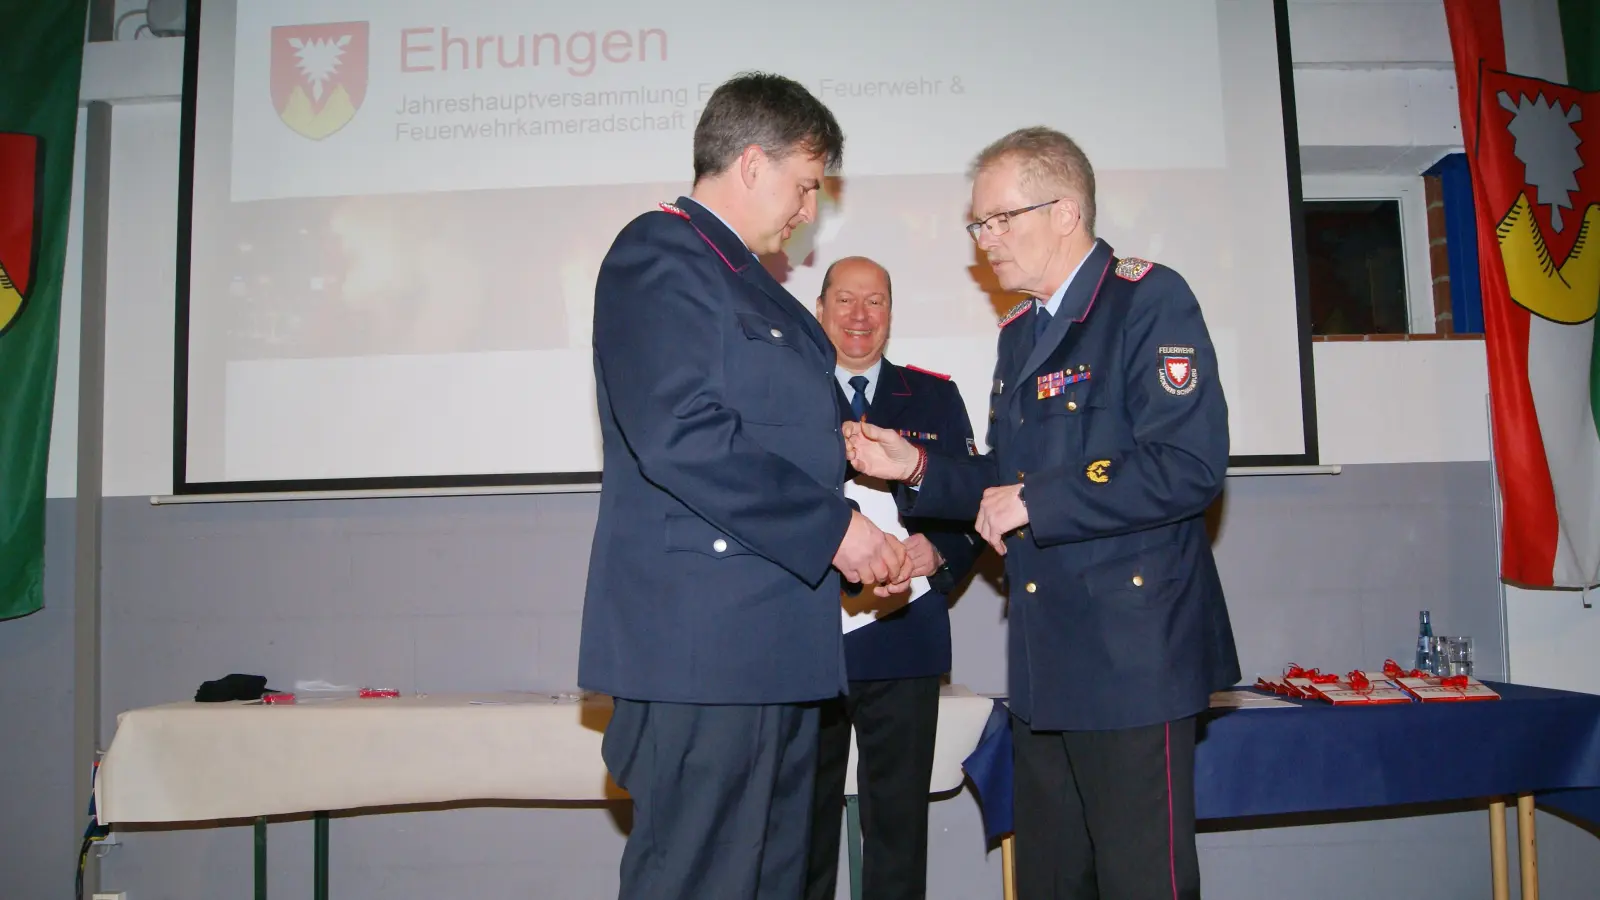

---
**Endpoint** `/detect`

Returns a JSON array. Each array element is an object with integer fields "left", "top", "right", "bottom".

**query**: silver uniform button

[
  {"left": 713, "top": 539, "right": 728, "bottom": 553},
  {"left": 770, "top": 328, "right": 783, "bottom": 339}
]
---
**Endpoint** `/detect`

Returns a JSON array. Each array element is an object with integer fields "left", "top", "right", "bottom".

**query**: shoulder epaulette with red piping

[
  {"left": 998, "top": 299, "right": 1033, "bottom": 328},
  {"left": 904, "top": 364, "right": 951, "bottom": 381},
  {"left": 657, "top": 200, "right": 742, "bottom": 273},
  {"left": 1115, "top": 257, "right": 1154, "bottom": 281}
]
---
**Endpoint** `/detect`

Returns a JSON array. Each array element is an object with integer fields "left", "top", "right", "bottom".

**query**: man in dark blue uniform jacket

[
  {"left": 845, "top": 127, "right": 1240, "bottom": 900},
  {"left": 580, "top": 74, "right": 913, "bottom": 900},
  {"left": 801, "top": 257, "right": 983, "bottom": 900}
]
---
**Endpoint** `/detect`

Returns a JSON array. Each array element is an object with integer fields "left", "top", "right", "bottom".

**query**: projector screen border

[
  {"left": 1253, "top": 0, "right": 1321, "bottom": 473},
  {"left": 150, "top": 464, "right": 1341, "bottom": 506},
  {"left": 171, "top": 0, "right": 201, "bottom": 496},
  {"left": 168, "top": 0, "right": 1321, "bottom": 496}
]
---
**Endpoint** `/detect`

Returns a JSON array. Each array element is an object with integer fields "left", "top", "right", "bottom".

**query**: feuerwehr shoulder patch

[
  {"left": 1158, "top": 345, "right": 1198, "bottom": 395},
  {"left": 998, "top": 300, "right": 1032, "bottom": 328},
  {"left": 1116, "top": 257, "right": 1154, "bottom": 281}
]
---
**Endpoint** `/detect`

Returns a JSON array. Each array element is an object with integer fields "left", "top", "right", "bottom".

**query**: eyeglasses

[{"left": 965, "top": 199, "right": 1061, "bottom": 241}]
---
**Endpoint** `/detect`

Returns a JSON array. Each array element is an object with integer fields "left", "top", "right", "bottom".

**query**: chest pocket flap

[
  {"left": 1080, "top": 548, "right": 1177, "bottom": 598},
  {"left": 736, "top": 313, "right": 800, "bottom": 352}
]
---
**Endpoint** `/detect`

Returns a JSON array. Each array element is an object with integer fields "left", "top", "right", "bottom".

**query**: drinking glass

[{"left": 1433, "top": 636, "right": 1474, "bottom": 677}]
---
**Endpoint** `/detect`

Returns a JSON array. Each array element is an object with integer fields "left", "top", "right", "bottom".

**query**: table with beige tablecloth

[{"left": 96, "top": 683, "right": 996, "bottom": 825}]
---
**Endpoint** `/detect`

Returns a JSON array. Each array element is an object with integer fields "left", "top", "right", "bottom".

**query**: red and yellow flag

[
  {"left": 0, "top": 133, "right": 41, "bottom": 336},
  {"left": 1444, "top": 0, "right": 1600, "bottom": 587}
]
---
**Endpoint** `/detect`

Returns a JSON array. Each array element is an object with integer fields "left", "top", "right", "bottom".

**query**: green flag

[
  {"left": 1567, "top": 0, "right": 1600, "bottom": 475},
  {"left": 1561, "top": 0, "right": 1599, "bottom": 93},
  {"left": 0, "top": 1, "right": 88, "bottom": 620}
]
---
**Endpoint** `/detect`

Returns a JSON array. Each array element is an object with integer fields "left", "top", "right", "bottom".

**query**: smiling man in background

[{"left": 805, "top": 255, "right": 982, "bottom": 900}]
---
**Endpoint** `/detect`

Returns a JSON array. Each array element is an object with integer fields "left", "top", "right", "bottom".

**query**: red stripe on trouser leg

[{"left": 1166, "top": 721, "right": 1177, "bottom": 900}]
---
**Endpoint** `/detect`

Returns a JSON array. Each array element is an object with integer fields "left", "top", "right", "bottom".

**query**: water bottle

[{"left": 1414, "top": 610, "right": 1436, "bottom": 674}]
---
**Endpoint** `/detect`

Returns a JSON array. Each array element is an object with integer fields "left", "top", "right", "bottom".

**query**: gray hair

[{"left": 969, "top": 126, "right": 1097, "bottom": 235}]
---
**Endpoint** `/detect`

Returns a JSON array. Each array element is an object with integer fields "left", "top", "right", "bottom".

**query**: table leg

[
  {"left": 1518, "top": 793, "right": 1539, "bottom": 900},
  {"left": 1000, "top": 833, "right": 1016, "bottom": 900},
  {"left": 845, "top": 796, "right": 863, "bottom": 900},
  {"left": 314, "top": 811, "right": 329, "bottom": 900},
  {"left": 1489, "top": 799, "right": 1508, "bottom": 900},
  {"left": 254, "top": 817, "right": 267, "bottom": 900}
]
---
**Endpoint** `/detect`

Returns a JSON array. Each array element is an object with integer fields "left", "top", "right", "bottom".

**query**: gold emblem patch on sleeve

[{"left": 1086, "top": 460, "right": 1111, "bottom": 483}]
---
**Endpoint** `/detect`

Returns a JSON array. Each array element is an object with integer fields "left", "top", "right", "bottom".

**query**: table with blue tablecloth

[
  {"left": 961, "top": 682, "right": 1600, "bottom": 900},
  {"left": 1541, "top": 786, "right": 1600, "bottom": 825}
]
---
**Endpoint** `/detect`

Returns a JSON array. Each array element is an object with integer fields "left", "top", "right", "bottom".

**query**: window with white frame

[{"left": 1300, "top": 175, "right": 1435, "bottom": 336}]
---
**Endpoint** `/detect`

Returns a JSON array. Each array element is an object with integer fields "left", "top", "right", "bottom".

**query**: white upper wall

[
  {"left": 1289, "top": 0, "right": 1454, "bottom": 65},
  {"left": 45, "top": 111, "right": 86, "bottom": 499},
  {"left": 1314, "top": 340, "right": 1490, "bottom": 465},
  {"left": 51, "top": 1, "right": 1492, "bottom": 498},
  {"left": 1290, "top": 0, "right": 1464, "bottom": 174},
  {"left": 101, "top": 103, "right": 179, "bottom": 499}
]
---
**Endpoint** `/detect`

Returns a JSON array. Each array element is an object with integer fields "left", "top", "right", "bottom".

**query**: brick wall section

[{"left": 1425, "top": 174, "right": 1454, "bottom": 335}]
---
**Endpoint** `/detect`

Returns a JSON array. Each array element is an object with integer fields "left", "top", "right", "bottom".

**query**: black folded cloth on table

[{"left": 194, "top": 673, "right": 272, "bottom": 702}]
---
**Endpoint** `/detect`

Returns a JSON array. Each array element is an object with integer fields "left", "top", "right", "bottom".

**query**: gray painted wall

[
  {"left": 0, "top": 504, "right": 79, "bottom": 900},
  {"left": 5, "top": 462, "right": 1599, "bottom": 898}
]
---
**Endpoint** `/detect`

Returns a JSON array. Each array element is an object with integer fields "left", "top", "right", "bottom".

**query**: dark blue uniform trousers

[
  {"left": 1013, "top": 713, "right": 1201, "bottom": 900},
  {"left": 805, "top": 675, "right": 942, "bottom": 900},
  {"left": 603, "top": 698, "right": 820, "bottom": 900}
]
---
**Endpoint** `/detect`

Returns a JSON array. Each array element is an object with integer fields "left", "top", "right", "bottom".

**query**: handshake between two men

[
  {"left": 830, "top": 424, "right": 951, "bottom": 597},
  {"left": 843, "top": 421, "right": 1027, "bottom": 557}
]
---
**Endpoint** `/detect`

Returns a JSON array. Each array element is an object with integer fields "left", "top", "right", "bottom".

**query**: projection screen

[{"left": 174, "top": 0, "right": 1315, "bottom": 493}]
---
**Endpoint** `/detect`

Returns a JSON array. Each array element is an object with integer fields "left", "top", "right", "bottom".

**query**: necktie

[
  {"left": 1035, "top": 303, "right": 1053, "bottom": 340},
  {"left": 848, "top": 375, "right": 870, "bottom": 420}
]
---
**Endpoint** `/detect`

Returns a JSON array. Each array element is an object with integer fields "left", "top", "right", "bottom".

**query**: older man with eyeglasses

[{"left": 844, "top": 126, "right": 1239, "bottom": 900}]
